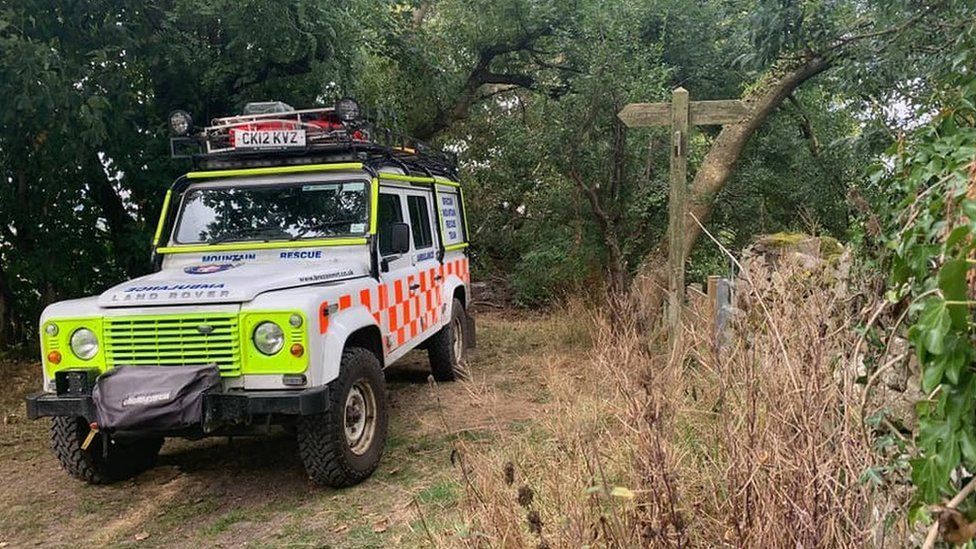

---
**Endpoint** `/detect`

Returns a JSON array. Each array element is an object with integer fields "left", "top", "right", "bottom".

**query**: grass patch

[
  {"left": 0, "top": 503, "right": 45, "bottom": 539},
  {"left": 416, "top": 480, "right": 460, "bottom": 507},
  {"left": 156, "top": 497, "right": 222, "bottom": 530},
  {"left": 203, "top": 509, "right": 250, "bottom": 536},
  {"left": 342, "top": 525, "right": 385, "bottom": 548},
  {"left": 77, "top": 498, "right": 106, "bottom": 514}
]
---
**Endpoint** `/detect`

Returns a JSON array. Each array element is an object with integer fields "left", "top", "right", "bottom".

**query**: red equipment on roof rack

[{"left": 169, "top": 99, "right": 457, "bottom": 178}]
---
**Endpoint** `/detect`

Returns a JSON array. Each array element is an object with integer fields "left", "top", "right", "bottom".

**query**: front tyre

[
  {"left": 297, "top": 347, "right": 388, "bottom": 487},
  {"left": 50, "top": 416, "right": 163, "bottom": 484},
  {"left": 428, "top": 298, "right": 469, "bottom": 381}
]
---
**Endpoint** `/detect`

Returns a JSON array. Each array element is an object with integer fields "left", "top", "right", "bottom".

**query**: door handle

[{"left": 409, "top": 283, "right": 421, "bottom": 291}]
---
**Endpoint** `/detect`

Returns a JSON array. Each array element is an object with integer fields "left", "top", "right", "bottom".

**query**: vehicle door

[
  {"left": 403, "top": 188, "right": 443, "bottom": 342},
  {"left": 376, "top": 188, "right": 420, "bottom": 353}
]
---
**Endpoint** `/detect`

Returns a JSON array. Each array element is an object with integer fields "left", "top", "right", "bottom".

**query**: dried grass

[{"left": 446, "top": 253, "right": 906, "bottom": 547}]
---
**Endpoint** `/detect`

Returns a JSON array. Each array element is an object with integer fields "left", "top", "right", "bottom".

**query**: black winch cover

[{"left": 92, "top": 365, "right": 221, "bottom": 432}]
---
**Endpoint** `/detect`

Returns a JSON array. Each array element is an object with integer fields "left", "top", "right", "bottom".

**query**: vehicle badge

[
  {"left": 184, "top": 264, "right": 236, "bottom": 275},
  {"left": 197, "top": 324, "right": 214, "bottom": 335}
]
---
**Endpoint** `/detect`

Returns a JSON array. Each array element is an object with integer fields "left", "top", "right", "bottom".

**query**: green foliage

[
  {"left": 871, "top": 46, "right": 976, "bottom": 503},
  {"left": 0, "top": 0, "right": 369, "bottom": 350},
  {"left": 0, "top": 0, "right": 969, "bottom": 350}
]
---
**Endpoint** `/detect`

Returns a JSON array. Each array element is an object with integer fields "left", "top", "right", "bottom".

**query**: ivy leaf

[
  {"left": 941, "top": 348, "right": 969, "bottom": 385},
  {"left": 945, "top": 225, "right": 971, "bottom": 249},
  {"left": 939, "top": 259, "right": 970, "bottom": 330},
  {"left": 909, "top": 501, "right": 932, "bottom": 525},
  {"left": 912, "top": 454, "right": 952, "bottom": 503},
  {"left": 939, "top": 336, "right": 973, "bottom": 385},
  {"left": 916, "top": 298, "right": 951, "bottom": 355},
  {"left": 962, "top": 199, "right": 976, "bottom": 221},
  {"left": 922, "top": 359, "right": 947, "bottom": 393},
  {"left": 960, "top": 428, "right": 976, "bottom": 466},
  {"left": 858, "top": 466, "right": 885, "bottom": 487}
]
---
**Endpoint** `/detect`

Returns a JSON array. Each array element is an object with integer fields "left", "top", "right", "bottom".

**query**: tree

[
  {"left": 0, "top": 0, "right": 369, "bottom": 351},
  {"left": 624, "top": 1, "right": 964, "bottom": 317}
]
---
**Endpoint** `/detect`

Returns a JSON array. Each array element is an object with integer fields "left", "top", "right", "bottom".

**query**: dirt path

[{"left": 0, "top": 312, "right": 559, "bottom": 548}]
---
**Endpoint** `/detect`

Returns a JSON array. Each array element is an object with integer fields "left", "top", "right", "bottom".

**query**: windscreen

[{"left": 174, "top": 180, "right": 368, "bottom": 244}]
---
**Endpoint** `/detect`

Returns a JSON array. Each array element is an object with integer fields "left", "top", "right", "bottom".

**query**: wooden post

[
  {"left": 618, "top": 88, "right": 750, "bottom": 354},
  {"left": 667, "top": 88, "right": 689, "bottom": 348}
]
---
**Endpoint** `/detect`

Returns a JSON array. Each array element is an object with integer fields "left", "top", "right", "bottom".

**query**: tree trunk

[
  {"left": 85, "top": 155, "right": 150, "bottom": 277},
  {"left": 567, "top": 169, "right": 628, "bottom": 297},
  {"left": 0, "top": 263, "right": 11, "bottom": 351},
  {"left": 631, "top": 56, "right": 832, "bottom": 319}
]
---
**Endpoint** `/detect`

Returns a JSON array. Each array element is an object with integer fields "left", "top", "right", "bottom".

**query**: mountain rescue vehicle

[{"left": 25, "top": 99, "right": 475, "bottom": 487}]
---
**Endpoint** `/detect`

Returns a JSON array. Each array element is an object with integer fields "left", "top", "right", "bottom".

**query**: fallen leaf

[
  {"left": 373, "top": 521, "right": 389, "bottom": 533},
  {"left": 332, "top": 524, "right": 349, "bottom": 534},
  {"left": 134, "top": 532, "right": 150, "bottom": 541},
  {"left": 610, "top": 486, "right": 635, "bottom": 499},
  {"left": 935, "top": 506, "right": 976, "bottom": 545}
]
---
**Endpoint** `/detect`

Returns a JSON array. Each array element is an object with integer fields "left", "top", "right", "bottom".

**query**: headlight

[
  {"left": 168, "top": 110, "right": 193, "bottom": 136},
  {"left": 253, "top": 322, "right": 285, "bottom": 355},
  {"left": 334, "top": 98, "right": 360, "bottom": 122},
  {"left": 69, "top": 328, "right": 99, "bottom": 360}
]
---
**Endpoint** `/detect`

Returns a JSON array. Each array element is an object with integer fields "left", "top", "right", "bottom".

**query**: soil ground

[{"left": 0, "top": 312, "right": 557, "bottom": 548}]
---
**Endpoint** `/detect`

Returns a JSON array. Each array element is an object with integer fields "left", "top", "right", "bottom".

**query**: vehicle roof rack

[{"left": 169, "top": 101, "right": 458, "bottom": 179}]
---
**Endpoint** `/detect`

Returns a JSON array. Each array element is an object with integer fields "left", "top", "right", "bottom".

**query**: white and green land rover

[{"left": 26, "top": 99, "right": 475, "bottom": 487}]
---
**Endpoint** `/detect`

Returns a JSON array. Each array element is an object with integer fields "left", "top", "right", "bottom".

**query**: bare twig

[{"left": 687, "top": 212, "right": 793, "bottom": 371}]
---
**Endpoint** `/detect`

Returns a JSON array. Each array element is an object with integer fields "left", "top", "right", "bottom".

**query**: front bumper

[{"left": 25, "top": 385, "right": 330, "bottom": 425}]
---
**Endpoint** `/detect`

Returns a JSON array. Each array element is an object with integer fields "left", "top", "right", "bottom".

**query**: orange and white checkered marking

[{"left": 317, "top": 257, "right": 470, "bottom": 354}]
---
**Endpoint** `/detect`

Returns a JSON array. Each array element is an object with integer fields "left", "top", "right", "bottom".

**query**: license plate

[{"left": 233, "top": 129, "right": 306, "bottom": 149}]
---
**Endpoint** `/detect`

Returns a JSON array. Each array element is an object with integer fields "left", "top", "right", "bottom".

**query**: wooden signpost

[{"left": 618, "top": 88, "right": 750, "bottom": 349}]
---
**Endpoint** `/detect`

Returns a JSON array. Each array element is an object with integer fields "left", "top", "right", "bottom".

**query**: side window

[
  {"left": 377, "top": 193, "right": 403, "bottom": 256},
  {"left": 437, "top": 187, "right": 466, "bottom": 246},
  {"left": 407, "top": 195, "right": 434, "bottom": 250}
]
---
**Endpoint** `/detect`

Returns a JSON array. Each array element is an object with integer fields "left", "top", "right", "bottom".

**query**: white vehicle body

[
  {"left": 35, "top": 165, "right": 472, "bottom": 394},
  {"left": 28, "top": 101, "right": 473, "bottom": 487}
]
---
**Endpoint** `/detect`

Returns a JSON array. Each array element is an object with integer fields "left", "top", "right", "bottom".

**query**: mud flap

[
  {"left": 92, "top": 365, "right": 221, "bottom": 432},
  {"left": 463, "top": 309, "right": 477, "bottom": 349}
]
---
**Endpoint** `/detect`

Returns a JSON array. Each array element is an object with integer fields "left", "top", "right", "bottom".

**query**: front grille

[{"left": 104, "top": 315, "right": 241, "bottom": 376}]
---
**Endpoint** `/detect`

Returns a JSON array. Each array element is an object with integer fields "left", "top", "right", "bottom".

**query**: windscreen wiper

[
  {"left": 209, "top": 226, "right": 289, "bottom": 244},
  {"left": 290, "top": 220, "right": 359, "bottom": 240}
]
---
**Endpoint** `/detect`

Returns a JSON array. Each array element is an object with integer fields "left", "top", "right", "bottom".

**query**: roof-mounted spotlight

[
  {"left": 334, "top": 98, "right": 361, "bottom": 122},
  {"left": 168, "top": 110, "right": 193, "bottom": 136}
]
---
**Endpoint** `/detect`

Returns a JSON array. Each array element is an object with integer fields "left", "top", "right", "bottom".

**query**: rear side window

[
  {"left": 407, "top": 195, "right": 434, "bottom": 249},
  {"left": 377, "top": 193, "right": 403, "bottom": 256},
  {"left": 437, "top": 187, "right": 465, "bottom": 246}
]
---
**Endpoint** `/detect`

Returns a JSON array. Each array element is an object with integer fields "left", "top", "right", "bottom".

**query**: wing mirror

[{"left": 389, "top": 222, "right": 410, "bottom": 255}]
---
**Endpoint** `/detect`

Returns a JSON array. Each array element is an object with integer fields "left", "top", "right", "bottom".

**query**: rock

[{"left": 882, "top": 337, "right": 911, "bottom": 392}]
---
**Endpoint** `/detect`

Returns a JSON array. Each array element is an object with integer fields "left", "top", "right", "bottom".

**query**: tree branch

[
  {"left": 788, "top": 94, "right": 820, "bottom": 157},
  {"left": 414, "top": 25, "right": 555, "bottom": 139}
]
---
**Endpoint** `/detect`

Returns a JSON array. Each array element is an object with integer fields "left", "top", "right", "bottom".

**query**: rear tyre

[
  {"left": 50, "top": 416, "right": 163, "bottom": 484},
  {"left": 297, "top": 347, "right": 388, "bottom": 487},
  {"left": 428, "top": 298, "right": 468, "bottom": 382}
]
